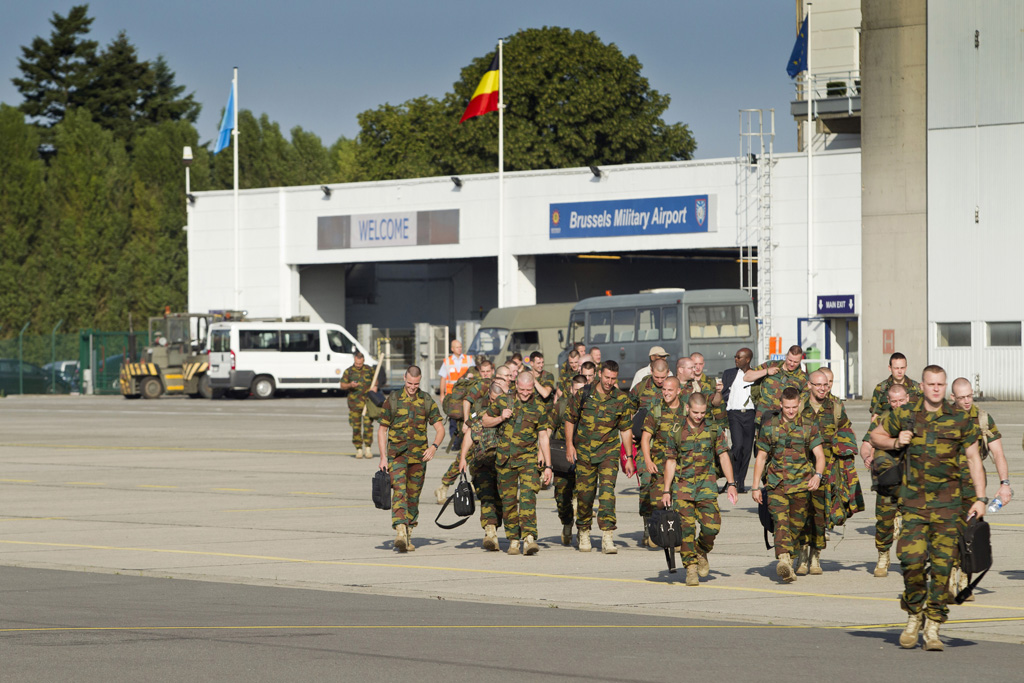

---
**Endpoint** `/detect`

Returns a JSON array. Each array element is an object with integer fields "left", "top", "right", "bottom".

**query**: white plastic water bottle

[{"left": 988, "top": 498, "right": 1003, "bottom": 513}]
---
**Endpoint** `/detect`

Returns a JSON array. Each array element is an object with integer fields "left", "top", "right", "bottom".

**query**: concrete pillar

[
  {"left": 861, "top": 0, "right": 928, "bottom": 385},
  {"left": 514, "top": 255, "right": 537, "bottom": 307}
]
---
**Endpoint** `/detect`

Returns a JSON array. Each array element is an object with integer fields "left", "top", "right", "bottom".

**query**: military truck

[{"left": 120, "top": 311, "right": 243, "bottom": 399}]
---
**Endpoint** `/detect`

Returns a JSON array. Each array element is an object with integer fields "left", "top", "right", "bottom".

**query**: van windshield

[{"left": 468, "top": 328, "right": 509, "bottom": 356}]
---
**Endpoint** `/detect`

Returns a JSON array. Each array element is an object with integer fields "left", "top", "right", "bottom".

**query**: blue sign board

[
  {"left": 817, "top": 295, "right": 855, "bottom": 316},
  {"left": 549, "top": 194, "right": 712, "bottom": 239}
]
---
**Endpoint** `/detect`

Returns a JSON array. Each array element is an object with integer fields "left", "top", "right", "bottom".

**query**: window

[
  {"left": 987, "top": 322, "right": 1021, "bottom": 347},
  {"left": 210, "top": 330, "right": 230, "bottom": 353},
  {"left": 687, "top": 304, "right": 751, "bottom": 339},
  {"left": 662, "top": 307, "right": 678, "bottom": 340},
  {"left": 468, "top": 328, "right": 508, "bottom": 356},
  {"left": 612, "top": 309, "right": 636, "bottom": 343},
  {"left": 509, "top": 331, "right": 540, "bottom": 355},
  {"left": 327, "top": 330, "right": 354, "bottom": 354},
  {"left": 937, "top": 323, "right": 971, "bottom": 347},
  {"left": 568, "top": 312, "right": 585, "bottom": 346},
  {"left": 637, "top": 308, "right": 660, "bottom": 342},
  {"left": 240, "top": 330, "right": 280, "bottom": 351},
  {"left": 588, "top": 311, "right": 611, "bottom": 345},
  {"left": 281, "top": 330, "right": 320, "bottom": 352}
]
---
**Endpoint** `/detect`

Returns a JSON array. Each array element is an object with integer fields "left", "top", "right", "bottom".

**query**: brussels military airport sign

[{"left": 549, "top": 194, "right": 714, "bottom": 239}]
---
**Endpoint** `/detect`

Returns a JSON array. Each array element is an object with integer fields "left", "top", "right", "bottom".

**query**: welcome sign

[{"left": 549, "top": 194, "right": 713, "bottom": 239}]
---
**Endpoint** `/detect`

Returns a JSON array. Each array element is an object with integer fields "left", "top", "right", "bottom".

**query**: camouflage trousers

[
  {"left": 875, "top": 494, "right": 900, "bottom": 552},
  {"left": 637, "top": 454, "right": 661, "bottom": 521},
  {"left": 469, "top": 447, "right": 502, "bottom": 529},
  {"left": 440, "top": 456, "right": 462, "bottom": 487},
  {"left": 554, "top": 469, "right": 576, "bottom": 525},
  {"left": 576, "top": 457, "right": 619, "bottom": 531},
  {"left": 497, "top": 459, "right": 541, "bottom": 540},
  {"left": 793, "top": 487, "right": 828, "bottom": 552},
  {"left": 677, "top": 498, "right": 721, "bottom": 566},
  {"left": 388, "top": 454, "right": 426, "bottom": 529},
  {"left": 898, "top": 506, "right": 959, "bottom": 623},
  {"left": 348, "top": 401, "right": 374, "bottom": 448},
  {"left": 768, "top": 488, "right": 815, "bottom": 558}
]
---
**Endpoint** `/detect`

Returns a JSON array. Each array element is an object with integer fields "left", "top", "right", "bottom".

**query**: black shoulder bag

[
  {"left": 955, "top": 515, "right": 992, "bottom": 604},
  {"left": 434, "top": 472, "right": 475, "bottom": 529},
  {"left": 646, "top": 507, "right": 684, "bottom": 573},
  {"left": 372, "top": 469, "right": 391, "bottom": 510}
]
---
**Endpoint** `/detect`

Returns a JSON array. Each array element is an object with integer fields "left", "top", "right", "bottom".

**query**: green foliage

[{"left": 356, "top": 26, "right": 696, "bottom": 180}]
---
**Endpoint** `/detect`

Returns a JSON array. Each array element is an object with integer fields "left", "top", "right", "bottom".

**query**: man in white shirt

[{"left": 722, "top": 347, "right": 755, "bottom": 492}]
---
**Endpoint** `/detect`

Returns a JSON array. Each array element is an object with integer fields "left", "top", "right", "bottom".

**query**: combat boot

[
  {"left": 354, "top": 446, "right": 362, "bottom": 458},
  {"left": 956, "top": 567, "right": 974, "bottom": 602},
  {"left": 578, "top": 530, "right": 592, "bottom": 553},
  {"left": 560, "top": 524, "right": 572, "bottom": 546},
  {"left": 434, "top": 484, "right": 448, "bottom": 505},
  {"left": 808, "top": 548, "right": 823, "bottom": 575},
  {"left": 776, "top": 552, "right": 795, "bottom": 582},
  {"left": 394, "top": 524, "right": 408, "bottom": 553},
  {"left": 795, "top": 546, "right": 810, "bottom": 575},
  {"left": 601, "top": 530, "right": 617, "bottom": 555},
  {"left": 642, "top": 528, "right": 651, "bottom": 548},
  {"left": 696, "top": 552, "right": 710, "bottom": 578},
  {"left": 874, "top": 550, "right": 891, "bottom": 577},
  {"left": 483, "top": 525, "right": 499, "bottom": 551},
  {"left": 922, "top": 618, "right": 944, "bottom": 651},
  {"left": 523, "top": 535, "right": 539, "bottom": 556},
  {"left": 899, "top": 612, "right": 923, "bottom": 649},
  {"left": 406, "top": 527, "right": 415, "bottom": 551},
  {"left": 685, "top": 564, "right": 700, "bottom": 586},
  {"left": 507, "top": 539, "right": 521, "bottom": 555}
]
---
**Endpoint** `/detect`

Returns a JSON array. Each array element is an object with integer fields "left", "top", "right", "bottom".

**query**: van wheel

[
  {"left": 251, "top": 375, "right": 275, "bottom": 400},
  {"left": 140, "top": 377, "right": 163, "bottom": 399},
  {"left": 197, "top": 374, "right": 213, "bottom": 399}
]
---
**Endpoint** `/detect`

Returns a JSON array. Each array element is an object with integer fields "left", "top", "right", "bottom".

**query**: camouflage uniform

[
  {"left": 549, "top": 395, "right": 575, "bottom": 526},
  {"left": 630, "top": 374, "right": 664, "bottom": 520},
  {"left": 341, "top": 364, "right": 375, "bottom": 449},
  {"left": 535, "top": 370, "right": 556, "bottom": 404},
  {"left": 642, "top": 398, "right": 686, "bottom": 513},
  {"left": 379, "top": 389, "right": 443, "bottom": 530},
  {"left": 565, "top": 382, "right": 633, "bottom": 532},
  {"left": 666, "top": 419, "right": 730, "bottom": 567},
  {"left": 755, "top": 413, "right": 823, "bottom": 558},
  {"left": 465, "top": 392, "right": 503, "bottom": 530},
  {"left": 750, "top": 361, "right": 808, "bottom": 426},
  {"left": 877, "top": 399, "right": 980, "bottom": 623},
  {"left": 697, "top": 373, "right": 727, "bottom": 431},
  {"left": 441, "top": 375, "right": 488, "bottom": 488},
  {"left": 869, "top": 376, "right": 923, "bottom": 419},
  {"left": 799, "top": 395, "right": 860, "bottom": 540},
  {"left": 489, "top": 391, "right": 553, "bottom": 540},
  {"left": 862, "top": 418, "right": 902, "bottom": 553}
]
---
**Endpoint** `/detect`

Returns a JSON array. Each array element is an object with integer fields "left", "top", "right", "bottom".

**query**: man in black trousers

[{"left": 722, "top": 347, "right": 756, "bottom": 492}]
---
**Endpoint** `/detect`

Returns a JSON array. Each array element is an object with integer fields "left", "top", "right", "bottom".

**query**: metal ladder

[{"left": 738, "top": 109, "right": 775, "bottom": 363}]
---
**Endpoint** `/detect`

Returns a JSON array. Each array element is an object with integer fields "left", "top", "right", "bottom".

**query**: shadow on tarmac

[{"left": 846, "top": 628, "right": 981, "bottom": 650}]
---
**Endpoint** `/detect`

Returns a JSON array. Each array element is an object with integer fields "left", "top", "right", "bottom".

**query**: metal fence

[
  {"left": 0, "top": 328, "right": 80, "bottom": 395},
  {"left": 78, "top": 330, "right": 151, "bottom": 396}
]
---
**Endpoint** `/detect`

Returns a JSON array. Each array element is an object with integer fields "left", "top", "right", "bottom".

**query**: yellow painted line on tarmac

[
  {"left": 222, "top": 505, "right": 371, "bottom": 512},
  {"left": 1, "top": 539, "right": 1022, "bottom": 613},
  {"left": 66, "top": 482, "right": 106, "bottom": 486},
  {"left": 137, "top": 485, "right": 178, "bottom": 489},
  {"left": 1, "top": 443, "right": 343, "bottom": 456},
  {"left": 989, "top": 522, "right": 1024, "bottom": 528},
  {"left": 212, "top": 488, "right": 254, "bottom": 492},
  {"left": 0, "top": 479, "right": 35, "bottom": 483},
  {"left": 288, "top": 491, "right": 332, "bottom": 496}
]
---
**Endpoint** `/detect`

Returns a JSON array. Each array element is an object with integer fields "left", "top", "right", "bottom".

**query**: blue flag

[
  {"left": 786, "top": 16, "right": 808, "bottom": 79},
  {"left": 213, "top": 87, "right": 234, "bottom": 155}
]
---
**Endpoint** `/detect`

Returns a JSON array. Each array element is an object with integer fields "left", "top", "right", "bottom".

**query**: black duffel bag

[
  {"left": 955, "top": 515, "right": 993, "bottom": 604},
  {"left": 435, "top": 472, "right": 475, "bottom": 529},
  {"left": 647, "top": 508, "right": 684, "bottom": 573},
  {"left": 372, "top": 469, "right": 391, "bottom": 510},
  {"left": 757, "top": 488, "right": 774, "bottom": 550},
  {"left": 549, "top": 438, "right": 574, "bottom": 475}
]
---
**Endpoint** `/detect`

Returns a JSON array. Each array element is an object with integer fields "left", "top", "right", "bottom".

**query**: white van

[{"left": 207, "top": 322, "right": 374, "bottom": 399}]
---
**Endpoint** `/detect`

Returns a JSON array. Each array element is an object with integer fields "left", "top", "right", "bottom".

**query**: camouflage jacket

[
  {"left": 534, "top": 370, "right": 556, "bottom": 403},
  {"left": 466, "top": 391, "right": 500, "bottom": 453},
  {"left": 463, "top": 377, "right": 492, "bottom": 413},
  {"left": 629, "top": 374, "right": 663, "bottom": 413},
  {"left": 878, "top": 398, "right": 980, "bottom": 510},
  {"left": 751, "top": 361, "right": 807, "bottom": 423},
  {"left": 549, "top": 394, "right": 571, "bottom": 441},
  {"left": 488, "top": 391, "right": 553, "bottom": 467},
  {"left": 756, "top": 412, "right": 823, "bottom": 493},
  {"left": 799, "top": 394, "right": 856, "bottom": 459},
  {"left": 667, "top": 419, "right": 729, "bottom": 502},
  {"left": 565, "top": 381, "right": 633, "bottom": 464},
  {"left": 340, "top": 364, "right": 374, "bottom": 404},
  {"left": 379, "top": 389, "right": 442, "bottom": 457},
  {"left": 870, "top": 376, "right": 923, "bottom": 417},
  {"left": 642, "top": 399, "right": 686, "bottom": 462},
  {"left": 697, "top": 373, "right": 726, "bottom": 425}
]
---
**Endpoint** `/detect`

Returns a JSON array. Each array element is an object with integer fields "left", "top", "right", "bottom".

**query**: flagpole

[
  {"left": 806, "top": 4, "right": 814, "bottom": 321},
  {"left": 497, "top": 39, "right": 505, "bottom": 308},
  {"left": 232, "top": 66, "right": 240, "bottom": 310}
]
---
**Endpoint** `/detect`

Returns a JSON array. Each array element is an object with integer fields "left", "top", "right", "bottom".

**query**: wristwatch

[
  {"left": 726, "top": 482, "right": 737, "bottom": 488},
  {"left": 978, "top": 497, "right": 990, "bottom": 504},
  {"left": 1001, "top": 479, "right": 1011, "bottom": 486}
]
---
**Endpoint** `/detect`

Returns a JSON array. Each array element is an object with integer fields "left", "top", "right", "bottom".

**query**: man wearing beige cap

[{"left": 630, "top": 346, "right": 673, "bottom": 390}]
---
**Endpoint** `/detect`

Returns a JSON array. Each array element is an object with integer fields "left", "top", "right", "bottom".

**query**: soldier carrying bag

[
  {"left": 757, "top": 489, "right": 774, "bottom": 550},
  {"left": 435, "top": 472, "right": 476, "bottom": 529},
  {"left": 954, "top": 514, "right": 993, "bottom": 604},
  {"left": 372, "top": 469, "right": 392, "bottom": 510},
  {"left": 646, "top": 507, "right": 684, "bottom": 573}
]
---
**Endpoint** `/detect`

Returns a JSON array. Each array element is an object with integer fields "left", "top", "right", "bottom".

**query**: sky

[{"left": 0, "top": 1, "right": 803, "bottom": 161}]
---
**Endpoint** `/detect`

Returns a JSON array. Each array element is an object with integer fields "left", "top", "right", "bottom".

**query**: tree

[
  {"left": 328, "top": 136, "right": 359, "bottom": 183},
  {"left": 355, "top": 26, "right": 696, "bottom": 180}
]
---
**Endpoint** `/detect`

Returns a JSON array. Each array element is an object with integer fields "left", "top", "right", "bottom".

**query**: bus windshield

[{"left": 468, "top": 328, "right": 509, "bottom": 357}]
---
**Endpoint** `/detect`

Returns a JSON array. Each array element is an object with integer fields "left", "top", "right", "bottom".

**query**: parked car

[
  {"left": 0, "top": 359, "right": 74, "bottom": 394},
  {"left": 42, "top": 360, "right": 81, "bottom": 393}
]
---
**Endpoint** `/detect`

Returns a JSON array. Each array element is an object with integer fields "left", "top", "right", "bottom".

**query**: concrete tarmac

[{"left": 1, "top": 394, "right": 1022, "bottom": 675}]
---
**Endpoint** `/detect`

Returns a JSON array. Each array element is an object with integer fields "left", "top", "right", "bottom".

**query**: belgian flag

[{"left": 460, "top": 54, "right": 500, "bottom": 123}]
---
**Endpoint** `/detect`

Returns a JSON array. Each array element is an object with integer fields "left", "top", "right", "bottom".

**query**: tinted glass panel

[
  {"left": 987, "top": 322, "right": 1020, "bottom": 347},
  {"left": 588, "top": 311, "right": 611, "bottom": 345},
  {"left": 662, "top": 307, "right": 678, "bottom": 340},
  {"left": 281, "top": 331, "right": 320, "bottom": 352},
  {"left": 637, "top": 308, "right": 660, "bottom": 342},
  {"left": 240, "top": 330, "right": 280, "bottom": 351},
  {"left": 937, "top": 323, "right": 971, "bottom": 347}
]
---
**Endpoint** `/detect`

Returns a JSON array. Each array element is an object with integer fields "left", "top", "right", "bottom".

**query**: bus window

[
  {"left": 689, "top": 305, "right": 751, "bottom": 339},
  {"left": 637, "top": 308, "right": 660, "bottom": 342},
  {"left": 568, "top": 312, "right": 585, "bottom": 347},
  {"left": 282, "top": 330, "right": 320, "bottom": 352},
  {"left": 509, "top": 331, "right": 540, "bottom": 355},
  {"left": 612, "top": 309, "right": 636, "bottom": 343},
  {"left": 240, "top": 330, "right": 280, "bottom": 350},
  {"left": 662, "top": 307, "right": 678, "bottom": 340},
  {"left": 588, "top": 311, "right": 611, "bottom": 345}
]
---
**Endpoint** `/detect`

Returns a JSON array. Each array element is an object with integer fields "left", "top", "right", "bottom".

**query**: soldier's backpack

[
  {"left": 873, "top": 452, "right": 903, "bottom": 498},
  {"left": 954, "top": 515, "right": 993, "bottom": 604},
  {"left": 443, "top": 371, "right": 478, "bottom": 420},
  {"left": 371, "top": 469, "right": 392, "bottom": 510},
  {"left": 646, "top": 508, "right": 684, "bottom": 574},
  {"left": 435, "top": 472, "right": 475, "bottom": 529}
]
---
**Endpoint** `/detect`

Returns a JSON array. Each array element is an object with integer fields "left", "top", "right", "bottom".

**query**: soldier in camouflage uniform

[
  {"left": 751, "top": 386, "right": 826, "bottom": 583},
  {"left": 869, "top": 352, "right": 923, "bottom": 424},
  {"left": 458, "top": 377, "right": 508, "bottom": 550},
  {"left": 744, "top": 345, "right": 808, "bottom": 428},
  {"left": 528, "top": 351, "right": 556, "bottom": 403},
  {"left": 662, "top": 393, "right": 739, "bottom": 586},
  {"left": 435, "top": 362, "right": 491, "bottom": 503},
  {"left": 860, "top": 384, "right": 910, "bottom": 578},
  {"left": 552, "top": 365, "right": 596, "bottom": 545},
  {"left": 641, "top": 376, "right": 686, "bottom": 521},
  {"left": 691, "top": 352, "right": 726, "bottom": 430},
  {"left": 565, "top": 360, "right": 635, "bottom": 554},
  {"left": 485, "top": 372, "right": 554, "bottom": 555},
  {"left": 555, "top": 349, "right": 582, "bottom": 400},
  {"left": 949, "top": 377, "right": 1013, "bottom": 599},
  {"left": 870, "top": 365, "right": 987, "bottom": 652},
  {"left": 377, "top": 366, "right": 444, "bottom": 553},
  {"left": 631, "top": 359, "right": 671, "bottom": 543},
  {"left": 339, "top": 351, "right": 377, "bottom": 458}
]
